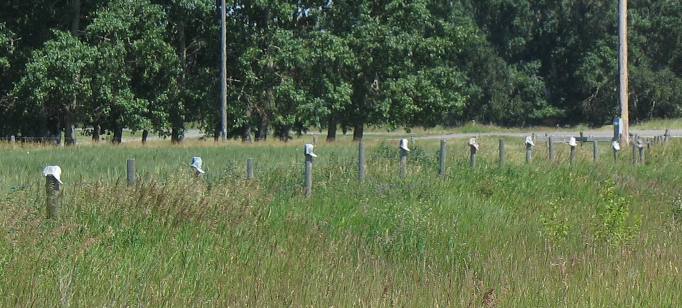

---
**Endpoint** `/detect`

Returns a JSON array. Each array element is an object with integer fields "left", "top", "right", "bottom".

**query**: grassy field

[
  {"left": 66, "top": 117, "right": 682, "bottom": 144},
  {"left": 335, "top": 117, "right": 682, "bottom": 139},
  {"left": 1, "top": 137, "right": 681, "bottom": 306}
]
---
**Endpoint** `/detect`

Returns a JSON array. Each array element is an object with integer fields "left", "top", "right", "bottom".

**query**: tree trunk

[
  {"left": 70, "top": 0, "right": 81, "bottom": 35},
  {"left": 326, "top": 116, "right": 337, "bottom": 142},
  {"left": 171, "top": 126, "right": 184, "bottom": 144},
  {"left": 352, "top": 121, "right": 364, "bottom": 141},
  {"left": 112, "top": 125, "right": 123, "bottom": 144},
  {"left": 63, "top": 111, "right": 76, "bottom": 146},
  {"left": 241, "top": 125, "right": 253, "bottom": 143},
  {"left": 242, "top": 107, "right": 253, "bottom": 143},
  {"left": 141, "top": 130, "right": 148, "bottom": 144},
  {"left": 92, "top": 125, "right": 100, "bottom": 142},
  {"left": 256, "top": 116, "right": 269, "bottom": 141},
  {"left": 177, "top": 20, "right": 188, "bottom": 143},
  {"left": 275, "top": 126, "right": 291, "bottom": 142}
]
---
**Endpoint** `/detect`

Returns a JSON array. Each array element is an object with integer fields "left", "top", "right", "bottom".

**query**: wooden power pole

[
  {"left": 220, "top": 0, "right": 227, "bottom": 141},
  {"left": 619, "top": 0, "right": 629, "bottom": 144}
]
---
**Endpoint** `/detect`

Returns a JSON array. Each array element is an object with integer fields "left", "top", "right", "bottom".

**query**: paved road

[{"left": 132, "top": 128, "right": 681, "bottom": 143}]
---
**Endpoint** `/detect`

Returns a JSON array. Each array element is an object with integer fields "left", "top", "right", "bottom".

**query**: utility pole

[
  {"left": 220, "top": 0, "right": 227, "bottom": 141},
  {"left": 619, "top": 0, "right": 629, "bottom": 145}
]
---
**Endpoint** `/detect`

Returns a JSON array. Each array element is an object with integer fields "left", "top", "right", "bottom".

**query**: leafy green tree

[
  {"left": 573, "top": 40, "right": 618, "bottom": 124},
  {"left": 0, "top": 23, "right": 16, "bottom": 135},
  {"left": 157, "top": 0, "right": 216, "bottom": 142},
  {"left": 340, "top": 0, "right": 479, "bottom": 137},
  {"left": 11, "top": 31, "right": 95, "bottom": 144},
  {"left": 86, "top": 0, "right": 180, "bottom": 143},
  {"left": 0, "top": 23, "right": 12, "bottom": 72},
  {"left": 2, "top": 0, "right": 682, "bottom": 139},
  {"left": 301, "top": 30, "right": 354, "bottom": 141},
  {"left": 227, "top": 1, "right": 311, "bottom": 141}
]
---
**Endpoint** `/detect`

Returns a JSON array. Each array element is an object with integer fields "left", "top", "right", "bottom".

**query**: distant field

[
  {"left": 44, "top": 118, "right": 682, "bottom": 144},
  {"left": 1, "top": 138, "right": 681, "bottom": 306},
  {"left": 630, "top": 118, "right": 682, "bottom": 130},
  {"left": 361, "top": 118, "right": 682, "bottom": 138}
]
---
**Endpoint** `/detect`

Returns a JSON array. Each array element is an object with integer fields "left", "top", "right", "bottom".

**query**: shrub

[{"left": 594, "top": 182, "right": 640, "bottom": 246}]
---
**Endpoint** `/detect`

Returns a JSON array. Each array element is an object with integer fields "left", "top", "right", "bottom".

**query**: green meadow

[{"left": 1, "top": 137, "right": 681, "bottom": 306}]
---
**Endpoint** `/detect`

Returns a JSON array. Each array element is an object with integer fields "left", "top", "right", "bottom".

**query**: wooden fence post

[
  {"left": 499, "top": 139, "right": 505, "bottom": 167},
  {"left": 526, "top": 145, "right": 532, "bottom": 163},
  {"left": 570, "top": 145, "right": 576, "bottom": 166},
  {"left": 631, "top": 142, "right": 637, "bottom": 165},
  {"left": 399, "top": 139, "right": 409, "bottom": 179},
  {"left": 664, "top": 129, "right": 670, "bottom": 143},
  {"left": 127, "top": 159, "right": 136, "bottom": 186},
  {"left": 358, "top": 140, "right": 366, "bottom": 182},
  {"left": 247, "top": 158, "right": 254, "bottom": 180},
  {"left": 191, "top": 157, "right": 205, "bottom": 178},
  {"left": 305, "top": 156, "right": 313, "bottom": 197},
  {"left": 579, "top": 131, "right": 584, "bottom": 147},
  {"left": 638, "top": 144, "right": 645, "bottom": 164},
  {"left": 593, "top": 140, "right": 599, "bottom": 162},
  {"left": 439, "top": 139, "right": 446, "bottom": 177},
  {"left": 548, "top": 137, "right": 555, "bottom": 162},
  {"left": 400, "top": 149, "right": 408, "bottom": 179},
  {"left": 304, "top": 144, "right": 316, "bottom": 197},
  {"left": 43, "top": 166, "right": 63, "bottom": 219},
  {"left": 469, "top": 138, "right": 479, "bottom": 168},
  {"left": 46, "top": 177, "right": 61, "bottom": 219},
  {"left": 525, "top": 137, "right": 534, "bottom": 164}
]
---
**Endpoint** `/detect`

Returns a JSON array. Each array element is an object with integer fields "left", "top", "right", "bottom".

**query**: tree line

[{"left": 0, "top": 0, "right": 680, "bottom": 144}]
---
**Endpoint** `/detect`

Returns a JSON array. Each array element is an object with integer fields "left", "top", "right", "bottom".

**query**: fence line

[{"left": 20, "top": 131, "right": 673, "bottom": 214}]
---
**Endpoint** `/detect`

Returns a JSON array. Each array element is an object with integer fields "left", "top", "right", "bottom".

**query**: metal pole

[
  {"left": 219, "top": 0, "right": 227, "bottom": 141},
  {"left": 619, "top": 0, "right": 629, "bottom": 145}
]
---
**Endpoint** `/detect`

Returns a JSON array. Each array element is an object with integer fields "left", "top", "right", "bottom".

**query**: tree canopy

[{"left": 0, "top": 0, "right": 681, "bottom": 142}]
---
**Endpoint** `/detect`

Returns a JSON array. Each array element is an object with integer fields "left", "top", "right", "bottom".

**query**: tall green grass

[{"left": 1, "top": 138, "right": 681, "bottom": 306}]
